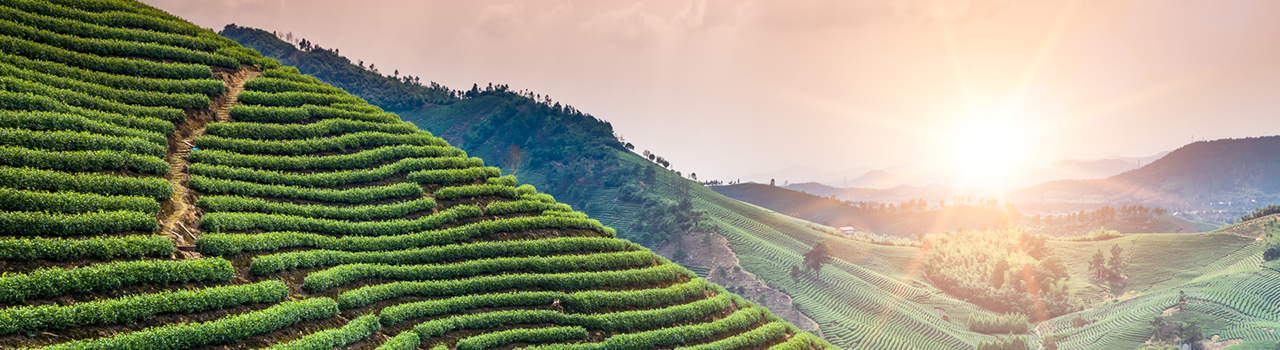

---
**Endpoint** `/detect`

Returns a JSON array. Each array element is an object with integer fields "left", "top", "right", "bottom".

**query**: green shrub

[
  {"left": 0, "top": 76, "right": 186, "bottom": 122},
  {"left": 194, "top": 131, "right": 447, "bottom": 155},
  {"left": 968, "top": 313, "right": 1030, "bottom": 334},
  {"left": 244, "top": 77, "right": 347, "bottom": 95},
  {"left": 456, "top": 326, "right": 588, "bottom": 350},
  {"left": 0, "top": 210, "right": 155, "bottom": 236},
  {"left": 676, "top": 322, "right": 787, "bottom": 350},
  {"left": 0, "top": 258, "right": 234, "bottom": 304},
  {"left": 0, "top": 52, "right": 222, "bottom": 95},
  {"left": 0, "top": 34, "right": 212, "bottom": 79},
  {"left": 0, "top": 187, "right": 158, "bottom": 214},
  {"left": 0, "top": 280, "right": 287, "bottom": 336},
  {"left": 484, "top": 200, "right": 572, "bottom": 215},
  {"left": 188, "top": 175, "right": 422, "bottom": 203},
  {"left": 407, "top": 167, "right": 500, "bottom": 185},
  {"left": 30, "top": 297, "right": 338, "bottom": 350},
  {"left": 205, "top": 119, "right": 417, "bottom": 140},
  {"left": 229, "top": 104, "right": 400, "bottom": 124},
  {"left": 189, "top": 145, "right": 465, "bottom": 171},
  {"left": 264, "top": 314, "right": 381, "bottom": 350},
  {"left": 303, "top": 251, "right": 656, "bottom": 292},
  {"left": 0, "top": 127, "right": 165, "bottom": 157},
  {"left": 200, "top": 204, "right": 481, "bottom": 235},
  {"left": 196, "top": 215, "right": 615, "bottom": 255},
  {"left": 976, "top": 336, "right": 1030, "bottom": 350},
  {"left": 520, "top": 307, "right": 763, "bottom": 350},
  {"left": 0, "top": 110, "right": 166, "bottom": 144},
  {"left": 0, "top": 91, "right": 176, "bottom": 134},
  {"left": 0, "top": 146, "right": 166, "bottom": 174},
  {"left": 379, "top": 278, "right": 711, "bottom": 325},
  {"left": 434, "top": 184, "right": 536, "bottom": 200},
  {"left": 337, "top": 264, "right": 692, "bottom": 309},
  {"left": 238, "top": 90, "right": 364, "bottom": 107},
  {"left": 0, "top": 61, "right": 209, "bottom": 109},
  {"left": 413, "top": 294, "right": 732, "bottom": 338},
  {"left": 374, "top": 332, "right": 419, "bottom": 350},
  {"left": 5, "top": 0, "right": 204, "bottom": 37},
  {"left": 251, "top": 237, "right": 631, "bottom": 275},
  {"left": 197, "top": 195, "right": 435, "bottom": 221},
  {"left": 0, "top": 165, "right": 171, "bottom": 199},
  {"left": 0, "top": 235, "right": 172, "bottom": 261},
  {"left": 189, "top": 156, "right": 481, "bottom": 187},
  {"left": 0, "top": 19, "right": 238, "bottom": 68}
]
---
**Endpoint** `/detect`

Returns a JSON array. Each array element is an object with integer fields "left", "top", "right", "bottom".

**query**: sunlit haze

[{"left": 145, "top": 0, "right": 1280, "bottom": 189}]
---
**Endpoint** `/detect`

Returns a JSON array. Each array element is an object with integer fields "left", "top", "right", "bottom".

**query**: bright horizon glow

[{"left": 944, "top": 115, "right": 1035, "bottom": 190}]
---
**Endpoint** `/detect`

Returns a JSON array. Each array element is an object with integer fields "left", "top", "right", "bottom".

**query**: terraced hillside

[{"left": 0, "top": 1, "right": 831, "bottom": 349}]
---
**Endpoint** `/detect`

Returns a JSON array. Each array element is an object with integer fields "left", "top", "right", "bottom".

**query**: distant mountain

[
  {"left": 1016, "top": 152, "right": 1169, "bottom": 188},
  {"left": 1013, "top": 136, "right": 1280, "bottom": 221},
  {"left": 740, "top": 164, "right": 871, "bottom": 187}
]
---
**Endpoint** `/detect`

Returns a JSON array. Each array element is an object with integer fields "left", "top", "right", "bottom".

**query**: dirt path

[{"left": 158, "top": 66, "right": 260, "bottom": 258}]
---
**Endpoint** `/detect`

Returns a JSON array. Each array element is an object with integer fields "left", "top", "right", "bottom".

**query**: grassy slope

[{"left": 0, "top": 2, "right": 829, "bottom": 350}]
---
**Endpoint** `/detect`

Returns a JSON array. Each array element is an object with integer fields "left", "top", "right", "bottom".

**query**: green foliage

[
  {"left": 379, "top": 278, "right": 711, "bottom": 325},
  {"left": 0, "top": 258, "right": 234, "bottom": 304},
  {"left": 189, "top": 145, "right": 465, "bottom": 171},
  {"left": 188, "top": 175, "right": 422, "bottom": 203},
  {"left": 675, "top": 322, "right": 788, "bottom": 350},
  {"left": 0, "top": 110, "right": 166, "bottom": 144},
  {"left": 1132, "top": 345, "right": 1179, "bottom": 350},
  {"left": 221, "top": 26, "right": 459, "bottom": 109},
  {"left": 1263, "top": 221, "right": 1280, "bottom": 261},
  {"left": 976, "top": 336, "right": 1030, "bottom": 350},
  {"left": 0, "top": 61, "right": 209, "bottom": 109},
  {"left": 0, "top": 235, "right": 173, "bottom": 261},
  {"left": 196, "top": 195, "right": 435, "bottom": 221},
  {"left": 0, "top": 146, "right": 167, "bottom": 174},
  {"left": 1241, "top": 204, "right": 1280, "bottom": 223},
  {"left": 189, "top": 156, "right": 481, "bottom": 187},
  {"left": 414, "top": 294, "right": 732, "bottom": 337},
  {"left": 1, "top": 76, "right": 186, "bottom": 122},
  {"left": 229, "top": 104, "right": 400, "bottom": 124},
  {"left": 0, "top": 210, "right": 155, "bottom": 236},
  {"left": 968, "top": 313, "right": 1030, "bottom": 334},
  {"left": 0, "top": 19, "right": 238, "bottom": 68},
  {"left": 0, "top": 52, "right": 222, "bottom": 95},
  {"left": 374, "top": 332, "right": 419, "bottom": 350},
  {"left": 205, "top": 119, "right": 417, "bottom": 140},
  {"left": 251, "top": 237, "right": 630, "bottom": 275},
  {"left": 4, "top": 0, "right": 204, "bottom": 37},
  {"left": 0, "top": 187, "right": 158, "bottom": 214},
  {"left": 0, "top": 127, "right": 165, "bottom": 157},
  {"left": 336, "top": 264, "right": 691, "bottom": 309},
  {"left": 238, "top": 90, "right": 365, "bottom": 107},
  {"left": 200, "top": 204, "right": 481, "bottom": 235},
  {"left": 520, "top": 307, "right": 762, "bottom": 350},
  {"left": 194, "top": 131, "right": 447, "bottom": 155},
  {"left": 0, "top": 34, "right": 213, "bottom": 79},
  {"left": 264, "top": 314, "right": 381, "bottom": 350},
  {"left": 765, "top": 332, "right": 833, "bottom": 350},
  {"left": 304, "top": 251, "right": 656, "bottom": 292},
  {"left": 0, "top": 91, "right": 176, "bottom": 135},
  {"left": 0, "top": 280, "right": 287, "bottom": 336},
  {"left": 455, "top": 326, "right": 588, "bottom": 350},
  {"left": 434, "top": 183, "right": 536, "bottom": 200},
  {"left": 0, "top": 166, "right": 171, "bottom": 199},
  {"left": 407, "top": 166, "right": 500, "bottom": 185},
  {"left": 484, "top": 199, "right": 572, "bottom": 215},
  {"left": 27, "top": 297, "right": 338, "bottom": 350},
  {"left": 196, "top": 215, "right": 615, "bottom": 255},
  {"left": 0, "top": 5, "right": 220, "bottom": 51},
  {"left": 923, "top": 229, "right": 1081, "bottom": 317},
  {"left": 244, "top": 77, "right": 347, "bottom": 95}
]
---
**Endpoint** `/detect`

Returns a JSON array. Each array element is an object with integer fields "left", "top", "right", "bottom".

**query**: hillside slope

[
  {"left": 0, "top": 2, "right": 831, "bottom": 350},
  {"left": 1014, "top": 136, "right": 1280, "bottom": 223}
]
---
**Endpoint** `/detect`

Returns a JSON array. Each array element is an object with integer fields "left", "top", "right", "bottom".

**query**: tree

[
  {"left": 1180, "top": 320, "right": 1203, "bottom": 347},
  {"left": 672, "top": 248, "right": 688, "bottom": 263},
  {"left": 1178, "top": 290, "right": 1187, "bottom": 311},
  {"left": 1107, "top": 244, "right": 1127, "bottom": 280},
  {"left": 1149, "top": 316, "right": 1167, "bottom": 341},
  {"left": 790, "top": 265, "right": 801, "bottom": 280},
  {"left": 625, "top": 142, "right": 635, "bottom": 150},
  {"left": 690, "top": 173, "right": 697, "bottom": 181},
  {"left": 803, "top": 241, "right": 832, "bottom": 276},
  {"left": 502, "top": 144, "right": 527, "bottom": 176},
  {"left": 642, "top": 149, "right": 651, "bottom": 159},
  {"left": 770, "top": 178, "right": 776, "bottom": 186},
  {"left": 1089, "top": 249, "right": 1106, "bottom": 279}
]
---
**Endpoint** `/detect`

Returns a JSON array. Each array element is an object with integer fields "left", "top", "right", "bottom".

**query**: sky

[{"left": 145, "top": 0, "right": 1280, "bottom": 188}]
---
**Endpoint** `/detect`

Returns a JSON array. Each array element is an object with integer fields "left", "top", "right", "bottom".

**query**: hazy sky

[{"left": 146, "top": 0, "right": 1280, "bottom": 186}]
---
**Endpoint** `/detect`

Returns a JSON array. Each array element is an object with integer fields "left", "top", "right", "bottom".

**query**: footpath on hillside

[{"left": 159, "top": 65, "right": 261, "bottom": 258}]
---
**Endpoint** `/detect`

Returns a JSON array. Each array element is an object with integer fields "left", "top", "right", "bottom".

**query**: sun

[{"left": 944, "top": 117, "right": 1033, "bottom": 189}]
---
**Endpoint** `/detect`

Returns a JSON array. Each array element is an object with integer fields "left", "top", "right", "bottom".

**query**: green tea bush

[
  {"left": 0, "top": 166, "right": 171, "bottom": 199},
  {"left": 0, "top": 258, "right": 234, "bottom": 304},
  {"left": 0, "top": 210, "right": 155, "bottom": 236},
  {"left": 0, "top": 187, "right": 159, "bottom": 214},
  {"left": 188, "top": 175, "right": 422, "bottom": 203},
  {"left": 189, "top": 157, "right": 481, "bottom": 187},
  {"left": 194, "top": 131, "right": 447, "bottom": 155},
  {"left": 303, "top": 251, "right": 655, "bottom": 292},
  {"left": 0, "top": 146, "right": 166, "bottom": 173},
  {"left": 197, "top": 195, "right": 435, "bottom": 221},
  {"left": 200, "top": 204, "right": 481, "bottom": 235},
  {"left": 204, "top": 119, "right": 417, "bottom": 140},
  {"left": 455, "top": 326, "right": 588, "bottom": 350},
  {"left": 189, "top": 145, "right": 465, "bottom": 171},
  {"left": 0, "top": 235, "right": 173, "bottom": 261}
]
